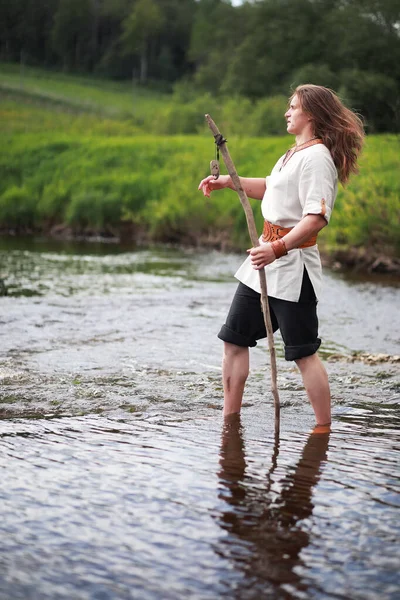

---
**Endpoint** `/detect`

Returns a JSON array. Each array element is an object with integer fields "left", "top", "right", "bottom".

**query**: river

[{"left": 0, "top": 237, "right": 399, "bottom": 599}]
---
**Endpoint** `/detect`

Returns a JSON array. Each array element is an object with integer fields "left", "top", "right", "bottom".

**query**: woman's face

[{"left": 284, "top": 94, "right": 311, "bottom": 136}]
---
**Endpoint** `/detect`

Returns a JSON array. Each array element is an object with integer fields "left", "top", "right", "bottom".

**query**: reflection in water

[
  {"left": 0, "top": 238, "right": 399, "bottom": 600},
  {"left": 217, "top": 416, "right": 330, "bottom": 598}
]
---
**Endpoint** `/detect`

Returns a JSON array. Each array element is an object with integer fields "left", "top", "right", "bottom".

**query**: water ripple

[{"left": 0, "top": 240, "right": 399, "bottom": 599}]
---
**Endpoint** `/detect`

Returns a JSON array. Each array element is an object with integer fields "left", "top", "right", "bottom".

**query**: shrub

[
  {"left": 65, "top": 190, "right": 122, "bottom": 230},
  {"left": 289, "top": 64, "right": 340, "bottom": 92},
  {"left": 250, "top": 96, "right": 289, "bottom": 136},
  {"left": 37, "top": 180, "right": 70, "bottom": 224},
  {"left": 339, "top": 69, "right": 399, "bottom": 133},
  {"left": 0, "top": 186, "right": 36, "bottom": 228}
]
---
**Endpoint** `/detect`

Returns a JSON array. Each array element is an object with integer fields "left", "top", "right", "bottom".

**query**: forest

[
  {"left": 1, "top": 0, "right": 399, "bottom": 265},
  {"left": 1, "top": 0, "right": 399, "bottom": 133}
]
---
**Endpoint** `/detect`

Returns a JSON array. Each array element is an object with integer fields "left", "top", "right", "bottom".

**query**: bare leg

[
  {"left": 222, "top": 342, "right": 249, "bottom": 416},
  {"left": 295, "top": 354, "right": 331, "bottom": 425}
]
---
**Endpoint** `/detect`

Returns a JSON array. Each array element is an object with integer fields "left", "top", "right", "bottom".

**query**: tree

[
  {"left": 219, "top": 0, "right": 322, "bottom": 98},
  {"left": 340, "top": 69, "right": 399, "bottom": 132},
  {"left": 51, "top": 0, "right": 93, "bottom": 70},
  {"left": 120, "top": 0, "right": 164, "bottom": 84},
  {"left": 153, "top": 0, "right": 196, "bottom": 82},
  {"left": 0, "top": 0, "right": 58, "bottom": 64},
  {"left": 189, "top": 0, "right": 244, "bottom": 92}
]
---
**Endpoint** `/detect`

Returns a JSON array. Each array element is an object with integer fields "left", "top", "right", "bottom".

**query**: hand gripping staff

[{"left": 205, "top": 114, "right": 280, "bottom": 435}]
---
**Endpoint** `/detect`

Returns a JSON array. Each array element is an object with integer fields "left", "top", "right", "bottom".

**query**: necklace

[
  {"left": 295, "top": 135, "right": 319, "bottom": 150},
  {"left": 280, "top": 137, "right": 322, "bottom": 170}
]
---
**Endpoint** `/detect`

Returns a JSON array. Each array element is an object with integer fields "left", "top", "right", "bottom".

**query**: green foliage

[
  {"left": 120, "top": 0, "right": 164, "bottom": 83},
  {"left": 339, "top": 69, "right": 400, "bottom": 133},
  {"left": 0, "top": 63, "right": 170, "bottom": 122},
  {"left": 1, "top": 55, "right": 399, "bottom": 136},
  {"left": 51, "top": 0, "right": 92, "bottom": 70},
  {"left": 320, "top": 136, "right": 400, "bottom": 253},
  {"left": 0, "top": 67, "right": 288, "bottom": 137},
  {"left": 121, "top": 0, "right": 164, "bottom": 54},
  {"left": 0, "top": 97, "right": 399, "bottom": 255},
  {"left": 249, "top": 97, "right": 290, "bottom": 137},
  {"left": 152, "top": 88, "right": 221, "bottom": 134},
  {"left": 1, "top": 0, "right": 399, "bottom": 132},
  {"left": 214, "top": 95, "right": 289, "bottom": 138},
  {"left": 290, "top": 64, "right": 340, "bottom": 91},
  {"left": 37, "top": 180, "right": 70, "bottom": 223},
  {"left": 65, "top": 190, "right": 122, "bottom": 230},
  {"left": 0, "top": 185, "right": 36, "bottom": 228},
  {"left": 153, "top": 103, "right": 207, "bottom": 135}
]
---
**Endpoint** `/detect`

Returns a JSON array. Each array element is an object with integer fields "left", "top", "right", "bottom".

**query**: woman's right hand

[{"left": 198, "top": 174, "right": 231, "bottom": 198}]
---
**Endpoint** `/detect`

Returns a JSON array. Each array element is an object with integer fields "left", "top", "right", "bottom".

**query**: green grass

[
  {"left": 0, "top": 97, "right": 141, "bottom": 136},
  {"left": 0, "top": 64, "right": 399, "bottom": 255},
  {"left": 0, "top": 61, "right": 289, "bottom": 136},
  {"left": 0, "top": 107, "right": 286, "bottom": 248},
  {"left": 0, "top": 62, "right": 169, "bottom": 121},
  {"left": 324, "top": 135, "right": 400, "bottom": 254}
]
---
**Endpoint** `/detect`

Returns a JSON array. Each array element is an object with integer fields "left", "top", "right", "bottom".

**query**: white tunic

[{"left": 234, "top": 143, "right": 338, "bottom": 302}]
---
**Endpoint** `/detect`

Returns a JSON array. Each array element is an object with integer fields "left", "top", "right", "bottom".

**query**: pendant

[{"left": 210, "top": 159, "right": 220, "bottom": 179}]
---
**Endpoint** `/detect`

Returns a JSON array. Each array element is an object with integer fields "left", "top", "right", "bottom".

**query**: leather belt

[{"left": 262, "top": 220, "right": 317, "bottom": 248}]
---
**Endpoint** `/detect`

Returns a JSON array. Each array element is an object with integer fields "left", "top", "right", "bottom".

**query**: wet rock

[
  {"left": 369, "top": 256, "right": 400, "bottom": 274},
  {"left": 357, "top": 352, "right": 400, "bottom": 364},
  {"left": 328, "top": 352, "right": 400, "bottom": 364},
  {"left": 323, "top": 248, "right": 400, "bottom": 276}
]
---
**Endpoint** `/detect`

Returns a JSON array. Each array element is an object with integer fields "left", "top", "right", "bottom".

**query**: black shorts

[{"left": 218, "top": 268, "right": 321, "bottom": 361}]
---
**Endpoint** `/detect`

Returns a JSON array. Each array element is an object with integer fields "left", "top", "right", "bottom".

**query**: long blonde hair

[{"left": 293, "top": 84, "right": 365, "bottom": 185}]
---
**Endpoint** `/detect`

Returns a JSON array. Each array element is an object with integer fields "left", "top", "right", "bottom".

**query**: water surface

[{"left": 0, "top": 238, "right": 399, "bottom": 599}]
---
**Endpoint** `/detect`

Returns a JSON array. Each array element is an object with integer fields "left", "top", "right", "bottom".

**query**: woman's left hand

[{"left": 247, "top": 243, "right": 276, "bottom": 269}]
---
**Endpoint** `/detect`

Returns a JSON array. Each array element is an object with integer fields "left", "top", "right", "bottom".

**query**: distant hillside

[
  {"left": 0, "top": 64, "right": 399, "bottom": 271},
  {"left": 0, "top": 62, "right": 170, "bottom": 122},
  {"left": 1, "top": 0, "right": 398, "bottom": 132},
  {"left": 0, "top": 62, "right": 292, "bottom": 137}
]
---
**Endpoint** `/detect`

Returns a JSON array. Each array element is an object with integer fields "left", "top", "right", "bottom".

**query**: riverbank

[
  {"left": 1, "top": 223, "right": 399, "bottom": 600},
  {"left": 1, "top": 228, "right": 400, "bottom": 279},
  {"left": 321, "top": 247, "right": 400, "bottom": 276},
  {"left": 1, "top": 96, "right": 399, "bottom": 270}
]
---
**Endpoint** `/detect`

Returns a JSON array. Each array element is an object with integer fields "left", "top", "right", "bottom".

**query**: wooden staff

[{"left": 205, "top": 114, "right": 280, "bottom": 435}]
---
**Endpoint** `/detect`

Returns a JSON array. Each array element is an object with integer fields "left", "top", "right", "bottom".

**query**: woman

[{"left": 198, "top": 84, "right": 364, "bottom": 426}]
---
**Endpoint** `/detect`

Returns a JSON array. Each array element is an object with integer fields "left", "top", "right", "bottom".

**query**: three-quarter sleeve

[{"left": 298, "top": 152, "right": 338, "bottom": 223}]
